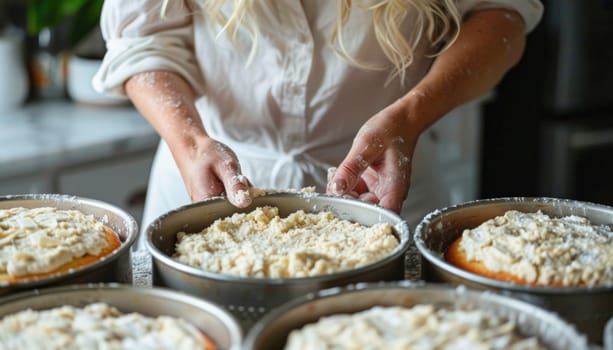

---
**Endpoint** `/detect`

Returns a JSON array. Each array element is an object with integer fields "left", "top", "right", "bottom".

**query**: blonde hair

[{"left": 168, "top": 0, "right": 461, "bottom": 83}]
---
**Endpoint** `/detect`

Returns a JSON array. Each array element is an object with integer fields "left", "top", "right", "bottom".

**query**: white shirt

[{"left": 94, "top": 0, "right": 543, "bottom": 232}]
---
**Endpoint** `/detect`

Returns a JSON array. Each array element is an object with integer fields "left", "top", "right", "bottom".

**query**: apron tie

[{"left": 228, "top": 141, "right": 332, "bottom": 190}]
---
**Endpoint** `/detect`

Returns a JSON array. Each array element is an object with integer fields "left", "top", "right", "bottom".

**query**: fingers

[
  {"left": 226, "top": 174, "right": 252, "bottom": 207},
  {"left": 376, "top": 180, "right": 409, "bottom": 213},
  {"left": 212, "top": 142, "right": 253, "bottom": 208},
  {"left": 358, "top": 192, "right": 379, "bottom": 204},
  {"left": 184, "top": 140, "right": 252, "bottom": 208},
  {"left": 327, "top": 130, "right": 383, "bottom": 196},
  {"left": 327, "top": 136, "right": 412, "bottom": 214},
  {"left": 189, "top": 167, "right": 252, "bottom": 208},
  {"left": 188, "top": 172, "right": 226, "bottom": 202},
  {"left": 356, "top": 166, "right": 410, "bottom": 213},
  {"left": 374, "top": 149, "right": 412, "bottom": 213}
]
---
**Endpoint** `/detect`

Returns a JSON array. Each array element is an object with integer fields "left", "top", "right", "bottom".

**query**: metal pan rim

[
  {"left": 0, "top": 194, "right": 138, "bottom": 288},
  {"left": 414, "top": 196, "right": 613, "bottom": 294},
  {"left": 0, "top": 283, "right": 244, "bottom": 349},
  {"left": 146, "top": 193, "right": 411, "bottom": 285},
  {"left": 244, "top": 280, "right": 589, "bottom": 349}
]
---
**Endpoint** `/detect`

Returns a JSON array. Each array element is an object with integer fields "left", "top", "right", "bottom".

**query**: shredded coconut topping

[
  {"left": 459, "top": 210, "right": 613, "bottom": 286},
  {"left": 0, "top": 207, "right": 110, "bottom": 277},
  {"left": 173, "top": 206, "right": 398, "bottom": 278},
  {"left": 0, "top": 303, "right": 206, "bottom": 350},
  {"left": 285, "top": 305, "right": 546, "bottom": 350}
]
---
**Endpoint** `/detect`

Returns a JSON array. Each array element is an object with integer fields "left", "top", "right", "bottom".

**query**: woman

[{"left": 94, "top": 0, "right": 543, "bottom": 239}]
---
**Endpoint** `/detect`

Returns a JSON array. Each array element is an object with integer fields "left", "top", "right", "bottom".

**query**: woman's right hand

[
  {"left": 177, "top": 136, "right": 252, "bottom": 207},
  {"left": 125, "top": 70, "right": 252, "bottom": 208}
]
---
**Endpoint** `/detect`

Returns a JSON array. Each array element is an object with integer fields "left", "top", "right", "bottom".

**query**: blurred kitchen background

[
  {"left": 0, "top": 0, "right": 612, "bottom": 226},
  {"left": 0, "top": 0, "right": 158, "bottom": 224}
]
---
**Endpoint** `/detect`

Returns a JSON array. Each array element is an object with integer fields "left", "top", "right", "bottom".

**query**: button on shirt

[{"left": 94, "top": 0, "right": 543, "bottom": 228}]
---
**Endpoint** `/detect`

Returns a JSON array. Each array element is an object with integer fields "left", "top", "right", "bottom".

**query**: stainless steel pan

[
  {"left": 0, "top": 284, "right": 243, "bottom": 350},
  {"left": 145, "top": 193, "right": 410, "bottom": 329},
  {"left": 243, "top": 281, "right": 589, "bottom": 350},
  {"left": 414, "top": 197, "right": 613, "bottom": 344},
  {"left": 0, "top": 194, "right": 138, "bottom": 295}
]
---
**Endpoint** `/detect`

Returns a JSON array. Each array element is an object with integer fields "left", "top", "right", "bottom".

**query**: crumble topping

[
  {"left": 285, "top": 304, "right": 546, "bottom": 349},
  {"left": 174, "top": 206, "right": 398, "bottom": 278},
  {"left": 0, "top": 207, "right": 110, "bottom": 277},
  {"left": 0, "top": 303, "right": 206, "bottom": 350},
  {"left": 459, "top": 210, "right": 613, "bottom": 286}
]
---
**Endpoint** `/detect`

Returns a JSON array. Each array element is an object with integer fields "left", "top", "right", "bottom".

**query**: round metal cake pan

[
  {"left": 243, "top": 281, "right": 589, "bottom": 350},
  {"left": 414, "top": 197, "right": 613, "bottom": 344},
  {"left": 0, "top": 283, "right": 243, "bottom": 350},
  {"left": 0, "top": 194, "right": 138, "bottom": 295},
  {"left": 145, "top": 193, "right": 410, "bottom": 329}
]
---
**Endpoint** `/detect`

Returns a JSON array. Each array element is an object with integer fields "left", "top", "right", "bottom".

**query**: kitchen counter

[{"left": 0, "top": 100, "right": 159, "bottom": 181}]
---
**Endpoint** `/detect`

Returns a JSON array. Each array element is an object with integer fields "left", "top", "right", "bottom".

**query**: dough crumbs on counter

[
  {"left": 458, "top": 210, "right": 613, "bottom": 286},
  {"left": 173, "top": 206, "right": 398, "bottom": 278},
  {"left": 285, "top": 305, "right": 546, "bottom": 350},
  {"left": 0, "top": 303, "right": 209, "bottom": 350}
]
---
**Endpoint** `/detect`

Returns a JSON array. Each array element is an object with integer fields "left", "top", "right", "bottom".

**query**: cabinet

[
  {"left": 0, "top": 174, "right": 54, "bottom": 194},
  {"left": 0, "top": 152, "right": 155, "bottom": 225},
  {"left": 58, "top": 152, "right": 155, "bottom": 225}
]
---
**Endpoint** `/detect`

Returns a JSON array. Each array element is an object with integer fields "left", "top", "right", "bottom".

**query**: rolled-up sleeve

[
  {"left": 93, "top": 0, "right": 204, "bottom": 96},
  {"left": 457, "top": 0, "right": 544, "bottom": 33}
]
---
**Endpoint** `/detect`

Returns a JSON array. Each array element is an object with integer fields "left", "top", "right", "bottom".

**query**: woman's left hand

[
  {"left": 327, "top": 98, "right": 421, "bottom": 214},
  {"left": 327, "top": 8, "right": 528, "bottom": 214}
]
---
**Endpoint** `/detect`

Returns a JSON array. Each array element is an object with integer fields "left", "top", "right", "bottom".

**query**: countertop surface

[{"left": 0, "top": 100, "right": 159, "bottom": 180}]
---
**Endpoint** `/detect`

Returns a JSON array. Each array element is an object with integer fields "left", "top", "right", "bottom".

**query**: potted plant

[
  {"left": 27, "top": 0, "right": 124, "bottom": 105},
  {"left": 27, "top": 0, "right": 104, "bottom": 54}
]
